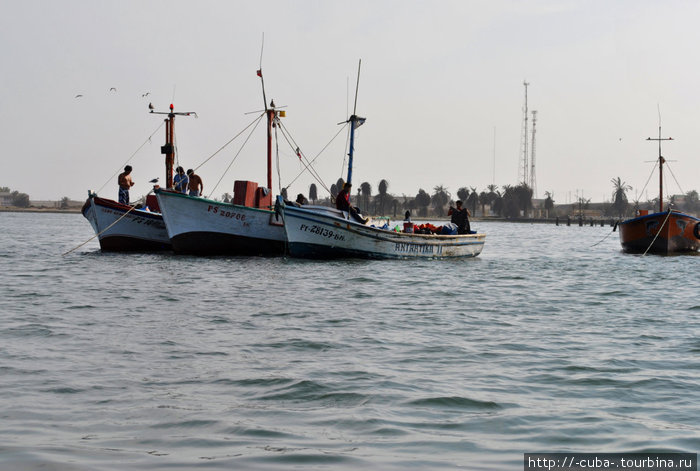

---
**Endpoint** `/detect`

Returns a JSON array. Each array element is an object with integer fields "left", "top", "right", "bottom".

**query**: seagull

[
  {"left": 149, "top": 177, "right": 159, "bottom": 184},
  {"left": 75, "top": 94, "right": 83, "bottom": 98},
  {"left": 148, "top": 102, "right": 154, "bottom": 111},
  {"left": 142, "top": 92, "right": 150, "bottom": 97},
  {"left": 109, "top": 87, "right": 117, "bottom": 92}
]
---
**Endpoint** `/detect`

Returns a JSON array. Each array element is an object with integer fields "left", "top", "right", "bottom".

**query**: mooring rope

[
  {"left": 641, "top": 209, "right": 673, "bottom": 256},
  {"left": 62, "top": 191, "right": 154, "bottom": 256},
  {"left": 590, "top": 225, "right": 617, "bottom": 247}
]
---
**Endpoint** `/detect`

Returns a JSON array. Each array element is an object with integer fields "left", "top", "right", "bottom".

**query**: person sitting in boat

[
  {"left": 173, "top": 166, "right": 188, "bottom": 193},
  {"left": 186, "top": 169, "right": 203, "bottom": 197},
  {"left": 448, "top": 200, "right": 471, "bottom": 234},
  {"left": 335, "top": 182, "right": 368, "bottom": 224},
  {"left": 117, "top": 165, "right": 135, "bottom": 205},
  {"left": 295, "top": 193, "right": 308, "bottom": 206}
]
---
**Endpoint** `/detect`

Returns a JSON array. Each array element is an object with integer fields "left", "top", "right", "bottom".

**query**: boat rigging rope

[
  {"left": 279, "top": 120, "right": 347, "bottom": 196},
  {"left": 641, "top": 209, "right": 673, "bottom": 256},
  {"left": 62, "top": 191, "right": 153, "bottom": 256},
  {"left": 664, "top": 162, "right": 684, "bottom": 196},
  {"left": 635, "top": 162, "right": 658, "bottom": 203},
  {"left": 95, "top": 121, "right": 165, "bottom": 195},
  {"left": 206, "top": 112, "right": 265, "bottom": 198},
  {"left": 196, "top": 112, "right": 265, "bottom": 175},
  {"left": 275, "top": 119, "right": 282, "bottom": 194}
]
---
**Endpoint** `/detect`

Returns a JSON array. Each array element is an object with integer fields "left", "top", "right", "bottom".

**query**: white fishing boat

[
  {"left": 281, "top": 61, "right": 486, "bottom": 259},
  {"left": 279, "top": 199, "right": 485, "bottom": 259},
  {"left": 81, "top": 194, "right": 170, "bottom": 251},
  {"left": 155, "top": 69, "right": 286, "bottom": 255},
  {"left": 155, "top": 186, "right": 285, "bottom": 255},
  {"left": 82, "top": 104, "right": 195, "bottom": 251}
]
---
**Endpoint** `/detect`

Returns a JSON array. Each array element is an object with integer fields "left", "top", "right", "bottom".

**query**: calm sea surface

[{"left": 1, "top": 212, "right": 699, "bottom": 470}]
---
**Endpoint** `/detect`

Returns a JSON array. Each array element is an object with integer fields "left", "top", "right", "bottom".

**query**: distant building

[{"left": 0, "top": 192, "right": 12, "bottom": 206}]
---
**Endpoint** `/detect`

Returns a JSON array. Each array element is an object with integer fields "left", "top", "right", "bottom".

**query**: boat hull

[
  {"left": 81, "top": 195, "right": 171, "bottom": 251},
  {"left": 282, "top": 203, "right": 485, "bottom": 259},
  {"left": 618, "top": 211, "right": 700, "bottom": 254},
  {"left": 155, "top": 189, "right": 285, "bottom": 255}
]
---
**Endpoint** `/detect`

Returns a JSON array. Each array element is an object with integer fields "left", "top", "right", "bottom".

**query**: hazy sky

[{"left": 3, "top": 0, "right": 700, "bottom": 204}]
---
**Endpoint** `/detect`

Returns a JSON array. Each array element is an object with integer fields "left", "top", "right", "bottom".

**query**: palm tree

[
  {"left": 466, "top": 186, "right": 479, "bottom": 216},
  {"left": 432, "top": 185, "right": 450, "bottom": 216},
  {"left": 611, "top": 177, "right": 632, "bottom": 218},
  {"left": 309, "top": 183, "right": 318, "bottom": 204},
  {"left": 544, "top": 191, "right": 554, "bottom": 218},
  {"left": 360, "top": 182, "right": 372, "bottom": 212},
  {"left": 378, "top": 179, "right": 389, "bottom": 215},
  {"left": 415, "top": 189, "right": 431, "bottom": 217},
  {"left": 478, "top": 191, "right": 489, "bottom": 216},
  {"left": 457, "top": 187, "right": 469, "bottom": 203}
]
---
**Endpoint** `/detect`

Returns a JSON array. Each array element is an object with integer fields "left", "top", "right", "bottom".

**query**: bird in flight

[
  {"left": 109, "top": 87, "right": 117, "bottom": 92},
  {"left": 142, "top": 92, "right": 150, "bottom": 97},
  {"left": 149, "top": 177, "right": 159, "bottom": 184},
  {"left": 75, "top": 94, "right": 83, "bottom": 98}
]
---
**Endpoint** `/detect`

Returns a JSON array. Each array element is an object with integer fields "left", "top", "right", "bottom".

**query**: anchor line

[{"left": 641, "top": 209, "right": 673, "bottom": 256}]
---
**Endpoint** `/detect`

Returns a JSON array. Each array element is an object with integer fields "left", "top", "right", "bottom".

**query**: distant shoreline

[
  {"left": 0, "top": 207, "right": 620, "bottom": 226},
  {"left": 0, "top": 207, "right": 81, "bottom": 214}
]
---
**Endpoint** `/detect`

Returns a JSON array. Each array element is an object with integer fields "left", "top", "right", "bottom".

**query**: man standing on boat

[
  {"left": 118, "top": 165, "right": 135, "bottom": 205},
  {"left": 186, "top": 169, "right": 203, "bottom": 197},
  {"left": 448, "top": 200, "right": 471, "bottom": 234},
  {"left": 173, "top": 166, "right": 188, "bottom": 193}
]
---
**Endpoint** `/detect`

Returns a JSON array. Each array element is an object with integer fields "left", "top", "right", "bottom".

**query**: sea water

[{"left": 1, "top": 212, "right": 699, "bottom": 470}]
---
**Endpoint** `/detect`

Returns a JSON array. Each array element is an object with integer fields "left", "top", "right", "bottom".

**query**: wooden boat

[
  {"left": 618, "top": 209, "right": 700, "bottom": 254},
  {"left": 155, "top": 70, "right": 286, "bottom": 255},
  {"left": 81, "top": 104, "right": 195, "bottom": 251},
  {"left": 81, "top": 194, "right": 170, "bottom": 251},
  {"left": 280, "top": 198, "right": 485, "bottom": 259},
  {"left": 280, "top": 61, "right": 486, "bottom": 260},
  {"left": 618, "top": 127, "right": 700, "bottom": 254}
]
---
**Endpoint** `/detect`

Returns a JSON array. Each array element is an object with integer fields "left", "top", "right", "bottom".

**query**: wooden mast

[
  {"left": 151, "top": 104, "right": 197, "bottom": 190},
  {"left": 646, "top": 126, "right": 672, "bottom": 213}
]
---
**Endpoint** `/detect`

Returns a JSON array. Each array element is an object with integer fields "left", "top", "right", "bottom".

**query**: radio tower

[
  {"left": 530, "top": 110, "right": 538, "bottom": 198},
  {"left": 518, "top": 81, "right": 530, "bottom": 186}
]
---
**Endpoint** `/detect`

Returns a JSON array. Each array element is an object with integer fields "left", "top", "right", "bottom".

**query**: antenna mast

[
  {"left": 530, "top": 110, "right": 538, "bottom": 198},
  {"left": 518, "top": 81, "right": 530, "bottom": 186}
]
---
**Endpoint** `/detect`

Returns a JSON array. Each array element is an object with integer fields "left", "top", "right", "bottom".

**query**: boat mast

[
  {"left": 151, "top": 104, "right": 197, "bottom": 189},
  {"left": 646, "top": 126, "right": 672, "bottom": 213},
  {"left": 346, "top": 60, "right": 364, "bottom": 186}
]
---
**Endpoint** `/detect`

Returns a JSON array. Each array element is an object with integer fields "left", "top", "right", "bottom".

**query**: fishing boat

[
  {"left": 81, "top": 104, "right": 195, "bottom": 251},
  {"left": 618, "top": 128, "right": 700, "bottom": 254},
  {"left": 280, "top": 61, "right": 486, "bottom": 259},
  {"left": 154, "top": 69, "right": 286, "bottom": 255}
]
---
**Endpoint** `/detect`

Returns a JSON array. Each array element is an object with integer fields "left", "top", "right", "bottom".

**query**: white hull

[
  {"left": 155, "top": 189, "right": 286, "bottom": 254},
  {"left": 81, "top": 195, "right": 171, "bottom": 251},
  {"left": 282, "top": 202, "right": 485, "bottom": 259}
]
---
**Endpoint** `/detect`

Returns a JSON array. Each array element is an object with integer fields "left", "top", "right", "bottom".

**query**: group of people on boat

[
  {"left": 117, "top": 165, "right": 203, "bottom": 205},
  {"left": 173, "top": 166, "right": 203, "bottom": 197}
]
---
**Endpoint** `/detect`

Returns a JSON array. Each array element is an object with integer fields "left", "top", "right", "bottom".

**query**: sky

[{"left": 2, "top": 0, "right": 700, "bottom": 205}]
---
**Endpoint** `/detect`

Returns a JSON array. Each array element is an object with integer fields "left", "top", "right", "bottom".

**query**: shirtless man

[
  {"left": 118, "top": 165, "right": 135, "bottom": 205},
  {"left": 186, "top": 169, "right": 203, "bottom": 197}
]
